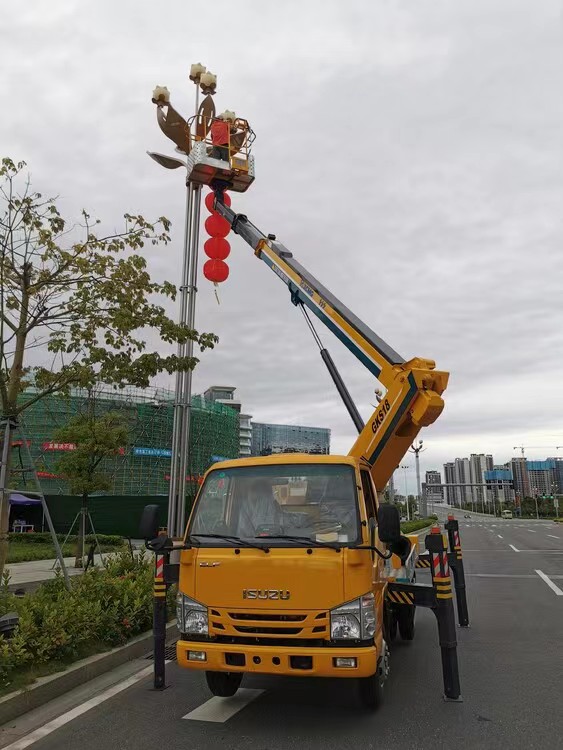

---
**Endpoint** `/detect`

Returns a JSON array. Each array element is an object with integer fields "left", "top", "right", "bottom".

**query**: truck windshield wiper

[
  {"left": 189, "top": 533, "right": 270, "bottom": 553},
  {"left": 256, "top": 534, "right": 341, "bottom": 551}
]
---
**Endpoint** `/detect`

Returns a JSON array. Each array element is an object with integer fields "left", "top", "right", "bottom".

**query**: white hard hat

[{"left": 219, "top": 110, "right": 236, "bottom": 122}]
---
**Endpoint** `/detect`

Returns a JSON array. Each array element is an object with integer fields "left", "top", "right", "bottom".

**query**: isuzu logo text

[{"left": 243, "top": 589, "right": 290, "bottom": 600}]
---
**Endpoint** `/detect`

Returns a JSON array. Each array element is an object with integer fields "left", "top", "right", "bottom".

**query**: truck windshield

[{"left": 188, "top": 463, "right": 360, "bottom": 546}]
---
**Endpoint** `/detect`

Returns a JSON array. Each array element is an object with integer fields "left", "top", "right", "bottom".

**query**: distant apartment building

[
  {"left": 549, "top": 457, "right": 563, "bottom": 495},
  {"left": 510, "top": 457, "right": 530, "bottom": 500},
  {"left": 443, "top": 462, "right": 456, "bottom": 505},
  {"left": 469, "top": 454, "right": 494, "bottom": 506},
  {"left": 203, "top": 386, "right": 252, "bottom": 457},
  {"left": 527, "top": 459, "right": 557, "bottom": 497},
  {"left": 454, "top": 457, "right": 471, "bottom": 507},
  {"left": 484, "top": 469, "right": 515, "bottom": 507},
  {"left": 424, "top": 470, "right": 444, "bottom": 505},
  {"left": 251, "top": 422, "right": 330, "bottom": 456}
]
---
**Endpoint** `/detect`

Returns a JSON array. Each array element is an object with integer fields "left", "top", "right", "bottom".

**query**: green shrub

[
  {"left": 401, "top": 518, "right": 436, "bottom": 534},
  {"left": 8, "top": 533, "right": 123, "bottom": 547},
  {"left": 7, "top": 541, "right": 125, "bottom": 563},
  {"left": 0, "top": 549, "right": 175, "bottom": 686}
]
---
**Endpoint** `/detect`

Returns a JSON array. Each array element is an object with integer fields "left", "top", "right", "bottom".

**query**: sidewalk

[
  {"left": 6, "top": 554, "right": 108, "bottom": 588},
  {"left": 6, "top": 543, "right": 144, "bottom": 588}
]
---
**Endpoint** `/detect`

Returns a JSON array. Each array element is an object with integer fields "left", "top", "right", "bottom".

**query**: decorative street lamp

[
  {"left": 409, "top": 439, "right": 426, "bottom": 516},
  {"left": 148, "top": 66, "right": 256, "bottom": 538},
  {"left": 148, "top": 65, "right": 218, "bottom": 538}
]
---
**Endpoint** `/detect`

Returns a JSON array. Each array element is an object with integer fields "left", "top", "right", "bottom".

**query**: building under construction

[{"left": 8, "top": 386, "right": 239, "bottom": 536}]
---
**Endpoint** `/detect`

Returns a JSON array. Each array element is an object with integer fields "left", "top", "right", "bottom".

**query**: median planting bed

[
  {"left": 0, "top": 549, "right": 176, "bottom": 695},
  {"left": 6, "top": 533, "right": 124, "bottom": 563}
]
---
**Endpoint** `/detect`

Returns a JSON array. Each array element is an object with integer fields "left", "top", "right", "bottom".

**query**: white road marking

[
  {"left": 497, "top": 535, "right": 503, "bottom": 539},
  {"left": 183, "top": 688, "right": 264, "bottom": 722},
  {"left": 528, "top": 530, "right": 536, "bottom": 533},
  {"left": 535, "top": 569, "right": 563, "bottom": 596},
  {"left": 1, "top": 665, "right": 154, "bottom": 750},
  {"left": 547, "top": 534, "right": 560, "bottom": 539},
  {"left": 509, "top": 544, "right": 520, "bottom": 552}
]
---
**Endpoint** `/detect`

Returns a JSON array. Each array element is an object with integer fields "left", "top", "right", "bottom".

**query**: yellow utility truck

[{"left": 142, "top": 189, "right": 458, "bottom": 709}]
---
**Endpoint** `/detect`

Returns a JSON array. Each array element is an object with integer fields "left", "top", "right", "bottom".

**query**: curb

[{"left": 0, "top": 621, "right": 177, "bottom": 726}]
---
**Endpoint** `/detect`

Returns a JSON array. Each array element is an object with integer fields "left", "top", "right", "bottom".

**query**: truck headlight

[
  {"left": 177, "top": 593, "right": 208, "bottom": 635},
  {"left": 330, "top": 593, "right": 376, "bottom": 640}
]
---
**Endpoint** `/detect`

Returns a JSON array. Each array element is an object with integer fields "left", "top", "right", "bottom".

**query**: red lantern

[
  {"left": 204, "top": 237, "right": 230, "bottom": 260},
  {"left": 205, "top": 191, "right": 231, "bottom": 212},
  {"left": 205, "top": 214, "right": 230, "bottom": 238},
  {"left": 203, "top": 259, "right": 229, "bottom": 283}
]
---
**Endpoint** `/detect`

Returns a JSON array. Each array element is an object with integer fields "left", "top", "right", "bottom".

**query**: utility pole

[{"left": 399, "top": 464, "right": 410, "bottom": 521}]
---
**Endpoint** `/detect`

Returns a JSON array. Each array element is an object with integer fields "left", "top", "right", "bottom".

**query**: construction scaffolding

[{"left": 13, "top": 386, "right": 239, "bottom": 497}]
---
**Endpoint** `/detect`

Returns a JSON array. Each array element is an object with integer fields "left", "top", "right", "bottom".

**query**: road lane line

[
  {"left": 509, "top": 544, "right": 519, "bottom": 552},
  {"left": 1, "top": 665, "right": 155, "bottom": 750},
  {"left": 183, "top": 688, "right": 264, "bottom": 722},
  {"left": 535, "top": 570, "right": 563, "bottom": 596},
  {"left": 497, "top": 535, "right": 503, "bottom": 539},
  {"left": 547, "top": 534, "right": 559, "bottom": 539},
  {"left": 528, "top": 530, "right": 536, "bottom": 533}
]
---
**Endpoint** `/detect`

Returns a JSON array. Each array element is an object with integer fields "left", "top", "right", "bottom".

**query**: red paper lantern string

[
  {"left": 204, "top": 237, "right": 231, "bottom": 260},
  {"left": 203, "top": 259, "right": 229, "bottom": 283},
  {"left": 204, "top": 191, "right": 231, "bottom": 212},
  {"left": 204, "top": 214, "right": 230, "bottom": 239}
]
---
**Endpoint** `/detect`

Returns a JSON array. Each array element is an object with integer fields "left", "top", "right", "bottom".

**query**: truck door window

[{"left": 360, "top": 471, "right": 377, "bottom": 524}]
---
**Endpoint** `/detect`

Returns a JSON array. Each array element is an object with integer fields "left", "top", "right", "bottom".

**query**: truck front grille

[{"left": 209, "top": 608, "right": 328, "bottom": 641}]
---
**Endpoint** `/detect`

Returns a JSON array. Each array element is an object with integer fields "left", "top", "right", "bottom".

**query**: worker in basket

[{"left": 209, "top": 110, "right": 243, "bottom": 162}]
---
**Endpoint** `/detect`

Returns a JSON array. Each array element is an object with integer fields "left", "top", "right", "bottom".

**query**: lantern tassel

[{"left": 214, "top": 282, "right": 221, "bottom": 305}]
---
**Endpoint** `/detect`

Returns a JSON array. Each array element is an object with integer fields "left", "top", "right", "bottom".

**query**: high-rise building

[
  {"left": 510, "top": 457, "right": 530, "bottom": 500},
  {"left": 484, "top": 469, "right": 515, "bottom": 507},
  {"left": 454, "top": 457, "right": 471, "bottom": 507},
  {"left": 251, "top": 422, "right": 330, "bottom": 456},
  {"left": 239, "top": 414, "right": 252, "bottom": 457},
  {"left": 424, "top": 470, "right": 443, "bottom": 505},
  {"left": 548, "top": 457, "right": 563, "bottom": 496},
  {"left": 469, "top": 454, "right": 494, "bottom": 507},
  {"left": 443, "top": 462, "right": 456, "bottom": 505},
  {"left": 528, "top": 460, "right": 557, "bottom": 497},
  {"left": 203, "top": 386, "right": 251, "bottom": 457}
]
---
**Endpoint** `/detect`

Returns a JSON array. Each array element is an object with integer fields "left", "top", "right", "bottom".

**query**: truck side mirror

[
  {"left": 139, "top": 504, "right": 160, "bottom": 541},
  {"left": 378, "top": 504, "right": 401, "bottom": 544}
]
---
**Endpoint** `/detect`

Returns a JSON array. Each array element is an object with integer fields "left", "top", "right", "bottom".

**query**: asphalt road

[{"left": 2, "top": 516, "right": 562, "bottom": 750}]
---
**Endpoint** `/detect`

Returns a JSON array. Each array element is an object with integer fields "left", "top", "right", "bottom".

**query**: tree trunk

[
  {"left": 74, "top": 495, "right": 88, "bottom": 568},
  {"left": 0, "top": 419, "right": 15, "bottom": 580}
]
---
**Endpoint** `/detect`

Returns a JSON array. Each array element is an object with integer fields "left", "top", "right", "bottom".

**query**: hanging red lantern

[
  {"left": 204, "top": 190, "right": 231, "bottom": 212},
  {"left": 203, "top": 259, "right": 229, "bottom": 283},
  {"left": 205, "top": 214, "right": 230, "bottom": 238},
  {"left": 204, "top": 236, "right": 231, "bottom": 260}
]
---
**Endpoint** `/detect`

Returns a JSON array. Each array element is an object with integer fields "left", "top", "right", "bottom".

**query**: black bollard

[
  {"left": 425, "top": 529, "right": 462, "bottom": 701},
  {"left": 445, "top": 516, "right": 469, "bottom": 627},
  {"left": 153, "top": 552, "right": 168, "bottom": 690}
]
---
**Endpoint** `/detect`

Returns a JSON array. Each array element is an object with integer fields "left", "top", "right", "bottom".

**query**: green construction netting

[{"left": 10, "top": 387, "right": 239, "bottom": 497}]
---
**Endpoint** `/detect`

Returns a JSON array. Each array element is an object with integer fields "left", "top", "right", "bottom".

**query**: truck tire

[
  {"left": 205, "top": 671, "right": 243, "bottom": 697},
  {"left": 358, "top": 643, "right": 389, "bottom": 710},
  {"left": 397, "top": 606, "right": 416, "bottom": 641}
]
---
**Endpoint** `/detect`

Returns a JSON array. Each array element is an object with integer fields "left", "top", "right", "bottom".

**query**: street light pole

[
  {"left": 400, "top": 464, "right": 410, "bottom": 521},
  {"left": 409, "top": 440, "right": 426, "bottom": 516},
  {"left": 533, "top": 487, "right": 539, "bottom": 520},
  {"left": 149, "top": 64, "right": 215, "bottom": 537}
]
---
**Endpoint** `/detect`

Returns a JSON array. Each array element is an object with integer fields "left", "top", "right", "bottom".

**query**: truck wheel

[
  {"left": 205, "top": 671, "right": 243, "bottom": 697},
  {"left": 398, "top": 606, "right": 416, "bottom": 641},
  {"left": 358, "top": 642, "right": 389, "bottom": 710}
]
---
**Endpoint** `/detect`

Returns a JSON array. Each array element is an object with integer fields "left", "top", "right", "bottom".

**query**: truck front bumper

[{"left": 176, "top": 639, "right": 378, "bottom": 678}]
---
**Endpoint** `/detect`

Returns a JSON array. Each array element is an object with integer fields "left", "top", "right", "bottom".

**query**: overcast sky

[{"left": 2, "top": 0, "right": 562, "bottom": 491}]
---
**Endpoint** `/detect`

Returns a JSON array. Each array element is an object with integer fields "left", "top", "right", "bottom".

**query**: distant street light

[{"left": 409, "top": 439, "right": 426, "bottom": 516}]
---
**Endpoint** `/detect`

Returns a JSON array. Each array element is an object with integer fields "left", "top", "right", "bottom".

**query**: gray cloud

[{"left": 2, "top": 0, "right": 562, "bottom": 492}]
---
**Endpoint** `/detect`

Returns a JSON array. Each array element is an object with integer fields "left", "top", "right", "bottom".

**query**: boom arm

[{"left": 213, "top": 197, "right": 449, "bottom": 492}]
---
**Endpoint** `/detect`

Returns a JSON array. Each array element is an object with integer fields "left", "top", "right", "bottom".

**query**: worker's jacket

[{"left": 210, "top": 120, "right": 230, "bottom": 146}]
